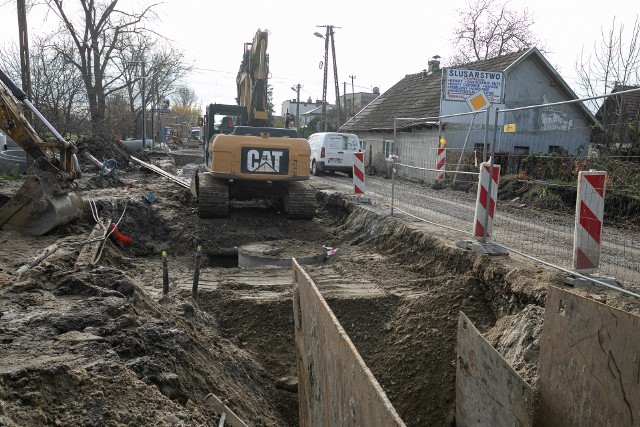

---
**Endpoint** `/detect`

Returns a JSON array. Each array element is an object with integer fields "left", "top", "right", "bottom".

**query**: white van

[{"left": 308, "top": 132, "right": 362, "bottom": 177}]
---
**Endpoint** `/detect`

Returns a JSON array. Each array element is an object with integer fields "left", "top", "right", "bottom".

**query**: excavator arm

[
  {"left": 236, "top": 29, "right": 269, "bottom": 127},
  {"left": 0, "top": 68, "right": 83, "bottom": 235}
]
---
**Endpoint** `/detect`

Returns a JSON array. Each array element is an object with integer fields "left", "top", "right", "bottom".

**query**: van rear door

[
  {"left": 324, "top": 134, "right": 347, "bottom": 167},
  {"left": 340, "top": 134, "right": 361, "bottom": 168}
]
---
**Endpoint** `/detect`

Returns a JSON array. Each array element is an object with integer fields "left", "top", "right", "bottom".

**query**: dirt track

[{"left": 1, "top": 146, "right": 639, "bottom": 426}]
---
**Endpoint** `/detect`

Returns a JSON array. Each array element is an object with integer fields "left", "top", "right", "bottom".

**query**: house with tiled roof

[{"left": 341, "top": 47, "right": 599, "bottom": 174}]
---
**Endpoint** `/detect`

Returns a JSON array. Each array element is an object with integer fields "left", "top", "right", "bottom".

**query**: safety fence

[{"left": 387, "top": 89, "right": 640, "bottom": 294}]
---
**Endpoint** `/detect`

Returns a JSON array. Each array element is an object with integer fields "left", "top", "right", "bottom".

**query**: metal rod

[
  {"left": 482, "top": 108, "right": 500, "bottom": 243},
  {"left": 483, "top": 106, "right": 490, "bottom": 163},
  {"left": 452, "top": 112, "right": 478, "bottom": 186},
  {"left": 493, "top": 241, "right": 640, "bottom": 299},
  {"left": 162, "top": 251, "right": 169, "bottom": 295},
  {"left": 192, "top": 245, "right": 202, "bottom": 300}
]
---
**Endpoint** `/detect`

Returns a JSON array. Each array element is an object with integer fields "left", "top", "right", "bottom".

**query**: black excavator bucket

[{"left": 0, "top": 168, "right": 83, "bottom": 235}]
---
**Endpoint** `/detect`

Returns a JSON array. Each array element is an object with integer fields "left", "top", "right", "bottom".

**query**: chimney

[{"left": 427, "top": 55, "right": 441, "bottom": 73}]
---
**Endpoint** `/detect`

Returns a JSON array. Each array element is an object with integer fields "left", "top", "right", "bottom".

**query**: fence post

[
  {"left": 353, "top": 152, "right": 365, "bottom": 194},
  {"left": 436, "top": 147, "right": 446, "bottom": 182},
  {"left": 456, "top": 108, "right": 508, "bottom": 256},
  {"left": 390, "top": 155, "right": 396, "bottom": 216},
  {"left": 475, "top": 161, "right": 501, "bottom": 242},
  {"left": 573, "top": 171, "right": 606, "bottom": 273}
]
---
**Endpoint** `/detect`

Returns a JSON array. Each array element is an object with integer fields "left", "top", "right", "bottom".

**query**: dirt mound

[{"left": 76, "top": 138, "right": 142, "bottom": 173}]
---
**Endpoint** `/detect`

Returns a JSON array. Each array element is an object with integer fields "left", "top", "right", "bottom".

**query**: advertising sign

[{"left": 444, "top": 68, "right": 504, "bottom": 104}]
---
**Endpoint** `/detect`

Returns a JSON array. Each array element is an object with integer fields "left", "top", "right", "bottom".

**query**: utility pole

[
  {"left": 129, "top": 60, "right": 147, "bottom": 148},
  {"left": 141, "top": 61, "right": 146, "bottom": 148},
  {"left": 343, "top": 82, "right": 347, "bottom": 116},
  {"left": 315, "top": 25, "right": 342, "bottom": 131},
  {"left": 150, "top": 74, "right": 155, "bottom": 145},
  {"left": 349, "top": 75, "right": 356, "bottom": 117},
  {"left": 291, "top": 84, "right": 302, "bottom": 132},
  {"left": 17, "top": 0, "right": 33, "bottom": 127}
]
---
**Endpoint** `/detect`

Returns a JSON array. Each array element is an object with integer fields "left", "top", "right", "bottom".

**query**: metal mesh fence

[{"left": 383, "top": 89, "right": 640, "bottom": 293}]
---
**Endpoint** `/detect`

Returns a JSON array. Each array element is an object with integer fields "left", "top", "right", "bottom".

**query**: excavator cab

[{"left": 219, "top": 116, "right": 235, "bottom": 134}]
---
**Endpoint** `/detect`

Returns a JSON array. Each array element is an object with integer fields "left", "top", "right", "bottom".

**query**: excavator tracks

[
  {"left": 197, "top": 172, "right": 229, "bottom": 218},
  {"left": 284, "top": 181, "right": 316, "bottom": 219}
]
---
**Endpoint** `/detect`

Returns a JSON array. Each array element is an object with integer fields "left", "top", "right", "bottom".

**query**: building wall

[
  {"left": 441, "top": 58, "right": 591, "bottom": 156},
  {"left": 340, "top": 92, "right": 380, "bottom": 117},
  {"left": 356, "top": 129, "right": 440, "bottom": 179},
  {"left": 281, "top": 100, "right": 324, "bottom": 119}
]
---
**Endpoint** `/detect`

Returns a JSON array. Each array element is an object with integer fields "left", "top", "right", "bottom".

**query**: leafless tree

[
  {"left": 450, "top": 0, "right": 540, "bottom": 64},
  {"left": 29, "top": 36, "right": 88, "bottom": 138},
  {"left": 576, "top": 16, "right": 640, "bottom": 100},
  {"left": 577, "top": 16, "right": 640, "bottom": 157},
  {"left": 0, "top": 37, "right": 87, "bottom": 138},
  {"left": 105, "top": 90, "right": 135, "bottom": 139},
  {"left": 45, "top": 0, "right": 160, "bottom": 141},
  {"left": 110, "top": 34, "right": 192, "bottom": 137},
  {"left": 172, "top": 86, "right": 198, "bottom": 108}
]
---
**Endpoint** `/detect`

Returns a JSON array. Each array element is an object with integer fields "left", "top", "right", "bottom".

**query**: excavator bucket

[
  {"left": 0, "top": 168, "right": 83, "bottom": 236},
  {"left": 0, "top": 68, "right": 83, "bottom": 236}
]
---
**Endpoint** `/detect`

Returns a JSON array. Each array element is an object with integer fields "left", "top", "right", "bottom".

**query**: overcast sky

[{"left": 0, "top": 0, "right": 637, "bottom": 116}]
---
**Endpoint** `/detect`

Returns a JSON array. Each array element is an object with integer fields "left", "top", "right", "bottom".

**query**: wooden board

[
  {"left": 537, "top": 286, "right": 640, "bottom": 426},
  {"left": 456, "top": 312, "right": 534, "bottom": 427},
  {"left": 292, "top": 259, "right": 406, "bottom": 427}
]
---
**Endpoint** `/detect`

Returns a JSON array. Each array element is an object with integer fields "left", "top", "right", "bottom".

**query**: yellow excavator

[
  {"left": 0, "top": 68, "right": 83, "bottom": 235},
  {"left": 191, "top": 29, "right": 315, "bottom": 219}
]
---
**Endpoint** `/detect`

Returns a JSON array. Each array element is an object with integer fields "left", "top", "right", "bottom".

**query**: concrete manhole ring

[{"left": 238, "top": 239, "right": 326, "bottom": 268}]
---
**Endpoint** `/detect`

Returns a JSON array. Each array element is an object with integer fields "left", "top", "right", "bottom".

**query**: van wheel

[{"left": 311, "top": 160, "right": 320, "bottom": 176}]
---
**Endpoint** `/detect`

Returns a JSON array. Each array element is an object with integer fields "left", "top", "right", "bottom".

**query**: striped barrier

[
  {"left": 353, "top": 152, "right": 365, "bottom": 195},
  {"left": 573, "top": 171, "right": 606, "bottom": 273},
  {"left": 473, "top": 162, "right": 501, "bottom": 240},
  {"left": 436, "top": 148, "right": 446, "bottom": 181}
]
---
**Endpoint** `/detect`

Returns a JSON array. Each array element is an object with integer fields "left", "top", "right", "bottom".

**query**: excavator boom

[{"left": 0, "top": 69, "right": 83, "bottom": 235}]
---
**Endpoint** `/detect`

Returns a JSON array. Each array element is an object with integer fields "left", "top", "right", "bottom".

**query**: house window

[
  {"left": 384, "top": 140, "right": 394, "bottom": 158},
  {"left": 548, "top": 145, "right": 564, "bottom": 155},
  {"left": 514, "top": 146, "right": 530, "bottom": 155}
]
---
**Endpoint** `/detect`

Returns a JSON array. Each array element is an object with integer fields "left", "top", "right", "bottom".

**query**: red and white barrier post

[
  {"left": 473, "top": 162, "right": 501, "bottom": 241},
  {"left": 573, "top": 171, "right": 606, "bottom": 274},
  {"left": 353, "top": 152, "right": 365, "bottom": 195},
  {"left": 436, "top": 147, "right": 446, "bottom": 181}
]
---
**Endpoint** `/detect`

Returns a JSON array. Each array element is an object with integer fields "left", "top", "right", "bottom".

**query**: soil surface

[{"left": 1, "top": 142, "right": 639, "bottom": 426}]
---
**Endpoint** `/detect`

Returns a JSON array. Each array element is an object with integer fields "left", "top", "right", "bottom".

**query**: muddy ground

[{"left": 1, "top": 144, "right": 639, "bottom": 426}]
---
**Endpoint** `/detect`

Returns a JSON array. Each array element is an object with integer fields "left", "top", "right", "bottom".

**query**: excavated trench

[
  {"left": 183, "top": 190, "right": 552, "bottom": 426},
  {"left": 3, "top": 147, "right": 638, "bottom": 426}
]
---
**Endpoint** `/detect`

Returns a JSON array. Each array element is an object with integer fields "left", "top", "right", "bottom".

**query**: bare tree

[
  {"left": 30, "top": 36, "right": 87, "bottom": 138},
  {"left": 576, "top": 16, "right": 640, "bottom": 100},
  {"left": 0, "top": 38, "right": 87, "bottom": 138},
  {"left": 45, "top": 0, "right": 160, "bottom": 141},
  {"left": 578, "top": 16, "right": 640, "bottom": 157},
  {"left": 172, "top": 86, "right": 198, "bottom": 108},
  {"left": 451, "top": 0, "right": 540, "bottom": 64},
  {"left": 110, "top": 34, "right": 192, "bottom": 138}
]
